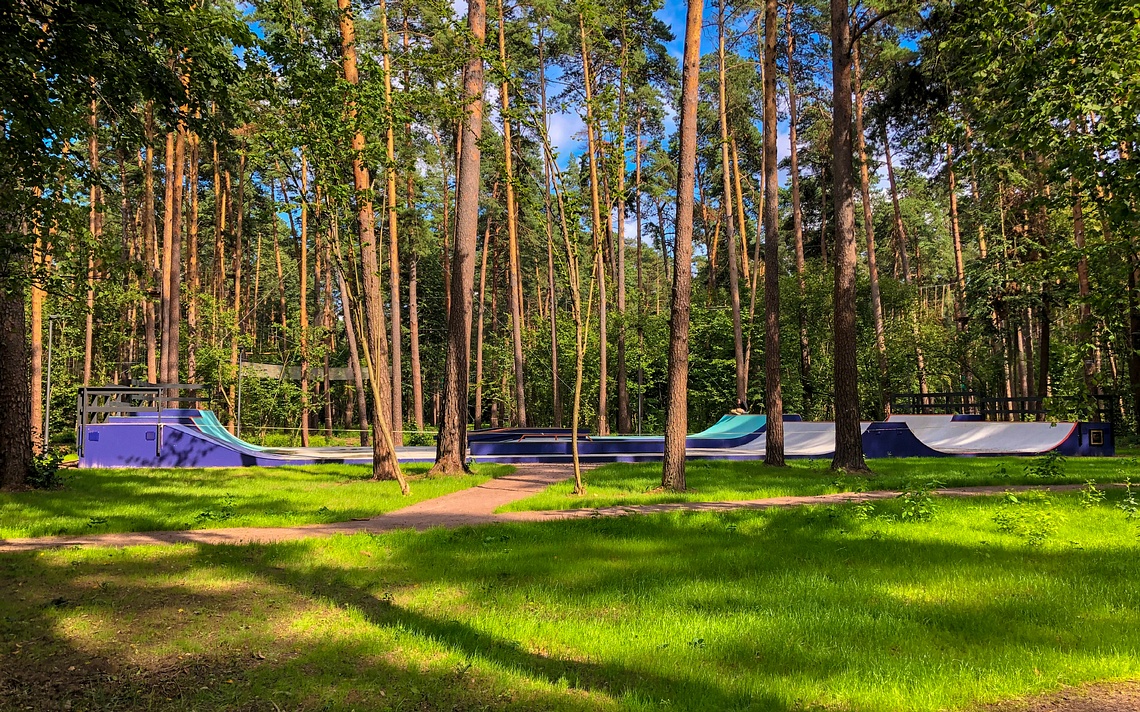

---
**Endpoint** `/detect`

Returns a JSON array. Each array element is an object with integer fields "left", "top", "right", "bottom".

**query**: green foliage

[
  {"left": 26, "top": 449, "right": 65, "bottom": 490},
  {"left": 898, "top": 479, "right": 942, "bottom": 523},
  {"left": 1119, "top": 479, "right": 1139, "bottom": 521},
  {"left": 993, "top": 491, "right": 1060, "bottom": 546},
  {"left": 1025, "top": 451, "right": 1066, "bottom": 480},
  {"left": 1079, "top": 480, "right": 1106, "bottom": 508}
]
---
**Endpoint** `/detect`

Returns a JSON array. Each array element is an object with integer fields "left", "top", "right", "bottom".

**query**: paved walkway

[{"left": 0, "top": 467, "right": 1103, "bottom": 553}]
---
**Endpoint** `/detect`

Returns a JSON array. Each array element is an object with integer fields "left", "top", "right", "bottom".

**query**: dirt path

[
  {"left": 0, "top": 471, "right": 1105, "bottom": 553},
  {"left": 982, "top": 680, "right": 1140, "bottom": 712}
]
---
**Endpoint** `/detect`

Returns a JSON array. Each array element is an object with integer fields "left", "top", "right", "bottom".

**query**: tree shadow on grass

[{"left": 2, "top": 498, "right": 1139, "bottom": 711}]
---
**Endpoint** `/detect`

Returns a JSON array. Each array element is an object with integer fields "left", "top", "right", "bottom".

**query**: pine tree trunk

[
  {"left": 785, "top": 6, "right": 812, "bottom": 412},
  {"left": 84, "top": 102, "right": 100, "bottom": 386},
  {"left": 298, "top": 157, "right": 311, "bottom": 447},
  {"left": 334, "top": 254, "right": 370, "bottom": 446},
  {"left": 433, "top": 0, "right": 486, "bottom": 474},
  {"left": 539, "top": 32, "right": 561, "bottom": 428},
  {"left": 407, "top": 177, "right": 424, "bottom": 432},
  {"left": 499, "top": 0, "right": 527, "bottom": 427},
  {"left": 143, "top": 107, "right": 158, "bottom": 383},
  {"left": 380, "top": 0, "right": 404, "bottom": 443},
  {"left": 829, "top": 0, "right": 867, "bottom": 472},
  {"left": 762, "top": 0, "right": 784, "bottom": 464},
  {"left": 615, "top": 29, "right": 631, "bottom": 434},
  {"left": 30, "top": 230, "right": 44, "bottom": 451},
  {"left": 228, "top": 153, "right": 244, "bottom": 428},
  {"left": 474, "top": 218, "right": 492, "bottom": 430},
  {"left": 661, "top": 0, "right": 703, "bottom": 491},
  {"left": 717, "top": 3, "right": 747, "bottom": 409},
  {"left": 337, "top": 0, "right": 405, "bottom": 487},
  {"left": 947, "top": 144, "right": 967, "bottom": 330},
  {"left": 0, "top": 254, "right": 32, "bottom": 489},
  {"left": 634, "top": 119, "right": 644, "bottom": 431},
  {"left": 853, "top": 43, "right": 888, "bottom": 414},
  {"left": 186, "top": 131, "right": 200, "bottom": 383},
  {"left": 580, "top": 14, "right": 609, "bottom": 436}
]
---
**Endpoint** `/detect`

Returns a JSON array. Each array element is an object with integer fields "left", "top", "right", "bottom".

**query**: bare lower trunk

[
  {"left": 143, "top": 107, "right": 158, "bottom": 383},
  {"left": 0, "top": 259, "right": 32, "bottom": 488},
  {"left": 30, "top": 235, "right": 44, "bottom": 450},
  {"left": 661, "top": 0, "right": 703, "bottom": 491},
  {"left": 186, "top": 132, "right": 200, "bottom": 382},
  {"left": 433, "top": 0, "right": 486, "bottom": 474},
  {"left": 474, "top": 219, "right": 492, "bottom": 430},
  {"left": 829, "top": 1, "right": 866, "bottom": 472},
  {"left": 335, "top": 256, "right": 370, "bottom": 447},
  {"left": 762, "top": 0, "right": 784, "bottom": 464},
  {"left": 299, "top": 158, "right": 311, "bottom": 447}
]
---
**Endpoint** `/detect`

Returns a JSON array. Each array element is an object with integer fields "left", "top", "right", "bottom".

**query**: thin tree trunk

[
  {"left": 635, "top": 119, "right": 644, "bottom": 431},
  {"left": 298, "top": 155, "right": 311, "bottom": 447},
  {"left": 661, "top": 0, "right": 703, "bottom": 491},
  {"left": 947, "top": 144, "right": 967, "bottom": 330},
  {"left": 539, "top": 31, "right": 561, "bottom": 427},
  {"left": 333, "top": 218, "right": 370, "bottom": 446},
  {"left": 853, "top": 42, "right": 888, "bottom": 414},
  {"left": 498, "top": 0, "right": 527, "bottom": 427},
  {"left": 1072, "top": 176, "right": 1096, "bottom": 396},
  {"left": 337, "top": 0, "right": 406, "bottom": 489},
  {"left": 379, "top": 0, "right": 404, "bottom": 443},
  {"left": 819, "top": 178, "right": 829, "bottom": 265},
  {"left": 84, "top": 101, "right": 100, "bottom": 386},
  {"left": 30, "top": 228, "right": 44, "bottom": 451},
  {"left": 408, "top": 182, "right": 424, "bottom": 433},
  {"left": 186, "top": 131, "right": 200, "bottom": 382},
  {"left": 787, "top": 2, "right": 812, "bottom": 412},
  {"left": 883, "top": 127, "right": 911, "bottom": 281},
  {"left": 433, "top": 0, "right": 486, "bottom": 474},
  {"left": 615, "top": 27, "right": 631, "bottom": 433},
  {"left": 474, "top": 218, "right": 492, "bottom": 430},
  {"left": 272, "top": 181, "right": 287, "bottom": 350},
  {"left": 884, "top": 125, "right": 926, "bottom": 396},
  {"left": 762, "top": 0, "right": 784, "bottom": 464},
  {"left": 829, "top": 0, "right": 867, "bottom": 472},
  {"left": 717, "top": 1, "right": 746, "bottom": 409},
  {"left": 143, "top": 106, "right": 158, "bottom": 383},
  {"left": 227, "top": 152, "right": 244, "bottom": 428},
  {"left": 580, "top": 13, "right": 608, "bottom": 436}
]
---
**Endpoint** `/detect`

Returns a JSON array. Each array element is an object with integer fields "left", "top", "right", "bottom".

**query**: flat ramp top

[
  {"left": 886, "top": 414, "right": 957, "bottom": 425},
  {"left": 905, "top": 421, "right": 1076, "bottom": 454}
]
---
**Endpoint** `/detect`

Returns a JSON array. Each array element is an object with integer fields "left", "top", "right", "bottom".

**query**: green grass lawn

[
  {"left": 500, "top": 456, "right": 1140, "bottom": 512},
  {"left": 2, "top": 489, "right": 1138, "bottom": 710},
  {"left": 0, "top": 464, "right": 508, "bottom": 539}
]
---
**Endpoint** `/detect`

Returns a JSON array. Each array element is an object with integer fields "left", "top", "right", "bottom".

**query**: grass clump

[
  {"left": 0, "top": 463, "right": 510, "bottom": 538},
  {"left": 2, "top": 491, "right": 1139, "bottom": 711}
]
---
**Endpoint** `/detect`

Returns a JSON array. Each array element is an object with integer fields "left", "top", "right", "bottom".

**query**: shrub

[
  {"left": 993, "top": 491, "right": 1059, "bottom": 545},
  {"left": 27, "top": 449, "right": 65, "bottom": 489},
  {"left": 1025, "top": 451, "right": 1066, "bottom": 480}
]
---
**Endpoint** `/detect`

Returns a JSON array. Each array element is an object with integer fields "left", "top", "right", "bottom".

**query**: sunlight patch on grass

[
  {"left": 5, "top": 490, "right": 1139, "bottom": 710},
  {"left": 0, "top": 464, "right": 510, "bottom": 538},
  {"left": 499, "top": 456, "right": 1136, "bottom": 512}
]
